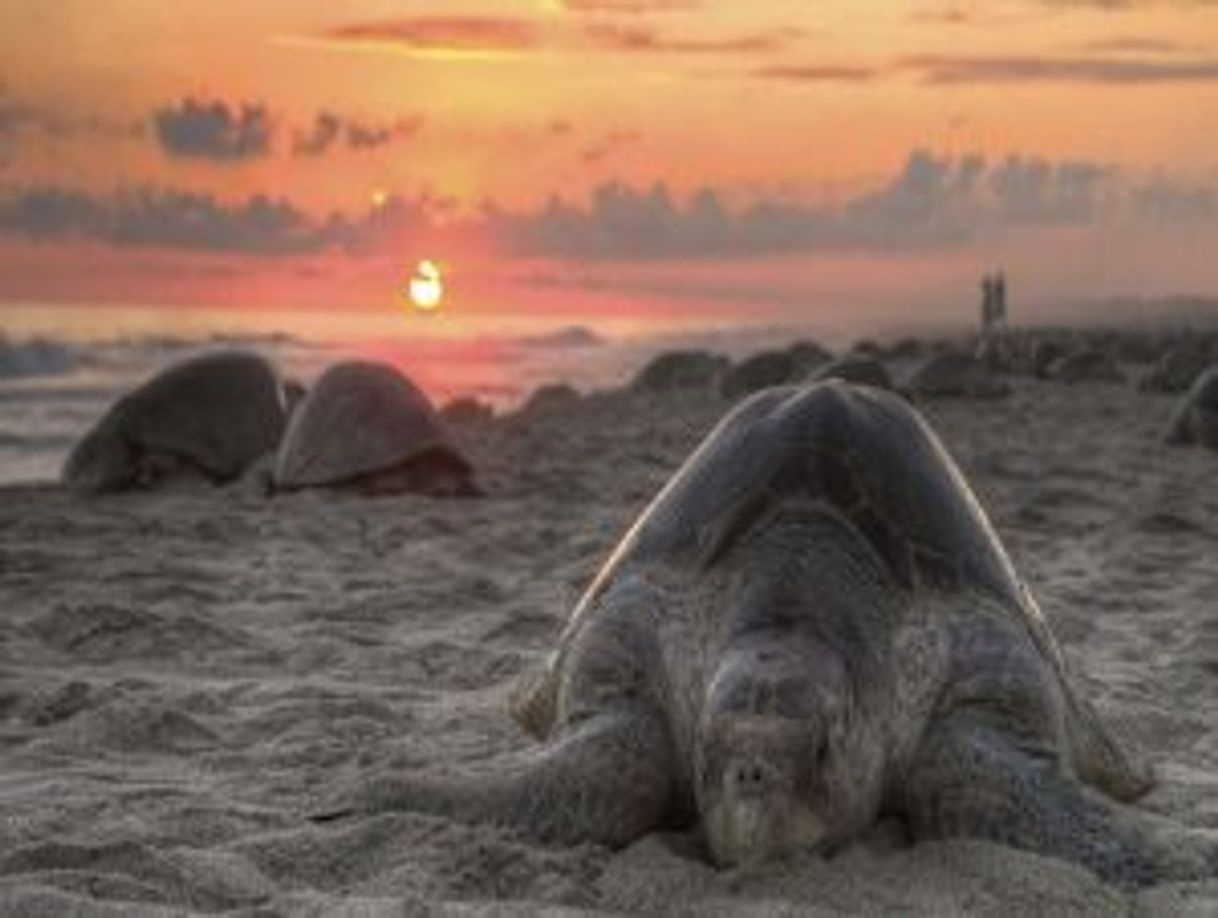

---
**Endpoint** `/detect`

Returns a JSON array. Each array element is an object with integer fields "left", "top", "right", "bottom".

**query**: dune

[{"left": 2, "top": 371, "right": 1218, "bottom": 915}]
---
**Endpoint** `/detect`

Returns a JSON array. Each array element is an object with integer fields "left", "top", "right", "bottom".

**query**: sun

[{"left": 406, "top": 259, "right": 444, "bottom": 312}]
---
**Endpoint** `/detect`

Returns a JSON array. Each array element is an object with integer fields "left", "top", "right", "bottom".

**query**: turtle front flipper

[
  {"left": 310, "top": 705, "right": 677, "bottom": 849},
  {"left": 903, "top": 715, "right": 1218, "bottom": 889}
]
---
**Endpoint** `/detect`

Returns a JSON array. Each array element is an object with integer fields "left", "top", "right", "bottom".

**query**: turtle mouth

[{"left": 703, "top": 795, "right": 827, "bottom": 868}]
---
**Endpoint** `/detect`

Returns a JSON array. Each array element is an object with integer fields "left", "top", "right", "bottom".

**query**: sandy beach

[{"left": 3, "top": 368, "right": 1218, "bottom": 917}]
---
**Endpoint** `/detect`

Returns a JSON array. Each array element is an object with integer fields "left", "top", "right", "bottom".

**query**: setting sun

[{"left": 406, "top": 259, "right": 444, "bottom": 312}]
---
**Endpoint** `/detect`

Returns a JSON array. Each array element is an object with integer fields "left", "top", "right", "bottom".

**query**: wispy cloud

[
  {"left": 292, "top": 112, "right": 422, "bottom": 156},
  {"left": 580, "top": 129, "right": 642, "bottom": 164},
  {"left": 903, "top": 53, "right": 1218, "bottom": 83},
  {"left": 318, "top": 16, "right": 541, "bottom": 59},
  {"left": 558, "top": 0, "right": 702, "bottom": 11},
  {"left": 753, "top": 64, "right": 878, "bottom": 83},
  {"left": 583, "top": 23, "right": 798, "bottom": 54}
]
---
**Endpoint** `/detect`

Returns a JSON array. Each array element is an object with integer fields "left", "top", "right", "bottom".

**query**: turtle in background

[
  {"left": 1048, "top": 347, "right": 1123, "bottom": 384},
  {"left": 62, "top": 350, "right": 289, "bottom": 494},
  {"left": 806, "top": 355, "right": 895, "bottom": 391},
  {"left": 719, "top": 340, "right": 832, "bottom": 400},
  {"left": 1166, "top": 364, "right": 1218, "bottom": 450},
  {"left": 314, "top": 381, "right": 1218, "bottom": 889},
  {"left": 273, "top": 360, "right": 480, "bottom": 497},
  {"left": 903, "top": 351, "right": 1010, "bottom": 400}
]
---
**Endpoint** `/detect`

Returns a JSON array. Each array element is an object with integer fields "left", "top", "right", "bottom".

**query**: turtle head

[
  {"left": 62, "top": 422, "right": 137, "bottom": 494},
  {"left": 697, "top": 634, "right": 879, "bottom": 867}
]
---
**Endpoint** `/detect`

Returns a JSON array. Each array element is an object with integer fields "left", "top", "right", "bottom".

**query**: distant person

[
  {"left": 980, "top": 274, "right": 995, "bottom": 339},
  {"left": 993, "top": 271, "right": 1008, "bottom": 330}
]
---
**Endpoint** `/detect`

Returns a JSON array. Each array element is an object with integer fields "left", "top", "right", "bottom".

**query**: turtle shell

[
  {"left": 62, "top": 350, "right": 288, "bottom": 493},
  {"left": 273, "top": 360, "right": 470, "bottom": 489}
]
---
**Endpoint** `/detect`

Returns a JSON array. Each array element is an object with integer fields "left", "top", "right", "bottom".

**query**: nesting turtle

[
  {"left": 720, "top": 340, "right": 832, "bottom": 400},
  {"left": 273, "top": 360, "right": 479, "bottom": 496},
  {"left": 1048, "top": 347, "right": 1123, "bottom": 384},
  {"left": 903, "top": 351, "right": 1009, "bottom": 400},
  {"left": 1166, "top": 364, "right": 1218, "bottom": 449},
  {"left": 806, "top": 355, "right": 894, "bottom": 391},
  {"left": 62, "top": 350, "right": 289, "bottom": 494},
  {"left": 315, "top": 381, "right": 1218, "bottom": 888},
  {"left": 1140, "top": 344, "right": 1213, "bottom": 394},
  {"left": 631, "top": 350, "right": 728, "bottom": 393}
]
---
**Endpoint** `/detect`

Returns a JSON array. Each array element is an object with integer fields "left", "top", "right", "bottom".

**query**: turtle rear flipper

[{"left": 905, "top": 715, "right": 1217, "bottom": 890}]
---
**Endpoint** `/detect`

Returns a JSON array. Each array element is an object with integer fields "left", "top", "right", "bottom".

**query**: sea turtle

[
  {"left": 720, "top": 341, "right": 832, "bottom": 400},
  {"left": 1166, "top": 364, "right": 1218, "bottom": 449},
  {"left": 1140, "top": 344, "right": 1213, "bottom": 394},
  {"left": 273, "top": 360, "right": 480, "bottom": 496},
  {"left": 1048, "top": 347, "right": 1123, "bottom": 384},
  {"left": 62, "top": 350, "right": 289, "bottom": 494},
  {"left": 631, "top": 350, "right": 728, "bottom": 393},
  {"left": 903, "top": 351, "right": 1009, "bottom": 400},
  {"left": 313, "top": 380, "right": 1218, "bottom": 888},
  {"left": 806, "top": 355, "right": 894, "bottom": 391}
]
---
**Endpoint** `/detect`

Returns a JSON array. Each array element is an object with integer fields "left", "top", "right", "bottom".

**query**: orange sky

[{"left": 2, "top": 0, "right": 1218, "bottom": 333}]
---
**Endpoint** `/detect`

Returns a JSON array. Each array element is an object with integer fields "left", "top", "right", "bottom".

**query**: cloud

[
  {"left": 581, "top": 129, "right": 642, "bottom": 164},
  {"left": 753, "top": 64, "right": 878, "bottom": 83},
  {"left": 559, "top": 0, "right": 702, "bottom": 11},
  {"left": 152, "top": 97, "right": 271, "bottom": 160},
  {"left": 292, "top": 111, "right": 422, "bottom": 156},
  {"left": 490, "top": 151, "right": 1216, "bottom": 259},
  {"left": 583, "top": 23, "right": 797, "bottom": 54},
  {"left": 1078, "top": 37, "right": 1201, "bottom": 53},
  {"left": 0, "top": 185, "right": 439, "bottom": 254},
  {"left": 323, "top": 16, "right": 540, "bottom": 54},
  {"left": 0, "top": 91, "right": 142, "bottom": 153},
  {"left": 903, "top": 53, "right": 1218, "bottom": 83},
  {"left": 3, "top": 152, "right": 1214, "bottom": 259}
]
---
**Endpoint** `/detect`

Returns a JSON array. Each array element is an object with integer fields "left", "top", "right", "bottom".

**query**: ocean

[{"left": 0, "top": 302, "right": 865, "bottom": 485}]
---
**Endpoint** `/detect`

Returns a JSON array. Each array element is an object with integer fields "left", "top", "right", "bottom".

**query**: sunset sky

[{"left": 2, "top": 0, "right": 1218, "bottom": 334}]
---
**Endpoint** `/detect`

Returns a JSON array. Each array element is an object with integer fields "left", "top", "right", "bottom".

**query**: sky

[{"left": 2, "top": 0, "right": 1218, "bottom": 335}]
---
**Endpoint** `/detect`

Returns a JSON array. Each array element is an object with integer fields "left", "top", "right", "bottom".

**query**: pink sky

[{"left": 2, "top": 0, "right": 1218, "bottom": 334}]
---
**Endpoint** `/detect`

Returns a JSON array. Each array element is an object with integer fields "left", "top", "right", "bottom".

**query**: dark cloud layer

[
  {"left": 496, "top": 151, "right": 1216, "bottom": 258},
  {"left": 0, "top": 185, "right": 434, "bottom": 255},
  {"left": 2, "top": 152, "right": 1215, "bottom": 259},
  {"left": 152, "top": 97, "right": 271, "bottom": 160}
]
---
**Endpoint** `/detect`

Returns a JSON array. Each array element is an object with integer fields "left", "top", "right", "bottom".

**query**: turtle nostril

[{"left": 728, "top": 759, "right": 768, "bottom": 791}]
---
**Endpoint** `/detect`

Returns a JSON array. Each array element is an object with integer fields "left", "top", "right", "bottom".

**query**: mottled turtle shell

[
  {"left": 62, "top": 350, "right": 288, "bottom": 494},
  {"left": 273, "top": 360, "right": 472, "bottom": 489}
]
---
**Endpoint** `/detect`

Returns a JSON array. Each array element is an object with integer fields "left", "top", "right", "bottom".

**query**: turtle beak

[{"left": 702, "top": 754, "right": 827, "bottom": 867}]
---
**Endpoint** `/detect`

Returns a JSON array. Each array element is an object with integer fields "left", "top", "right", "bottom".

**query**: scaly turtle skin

[
  {"left": 273, "top": 360, "right": 480, "bottom": 496},
  {"left": 1166, "top": 364, "right": 1218, "bottom": 449},
  {"left": 62, "top": 350, "right": 288, "bottom": 494},
  {"left": 319, "top": 381, "right": 1218, "bottom": 889}
]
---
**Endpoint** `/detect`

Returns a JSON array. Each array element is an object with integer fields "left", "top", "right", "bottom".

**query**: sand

[{"left": 2, "top": 375, "right": 1218, "bottom": 916}]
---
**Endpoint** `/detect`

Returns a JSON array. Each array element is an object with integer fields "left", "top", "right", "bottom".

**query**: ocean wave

[{"left": 0, "top": 337, "right": 78, "bottom": 379}]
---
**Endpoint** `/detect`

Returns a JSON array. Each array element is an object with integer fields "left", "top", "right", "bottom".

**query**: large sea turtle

[
  {"left": 316, "top": 381, "right": 1218, "bottom": 888},
  {"left": 1166, "top": 364, "right": 1218, "bottom": 449},
  {"left": 62, "top": 350, "right": 289, "bottom": 494},
  {"left": 273, "top": 360, "right": 480, "bottom": 496}
]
